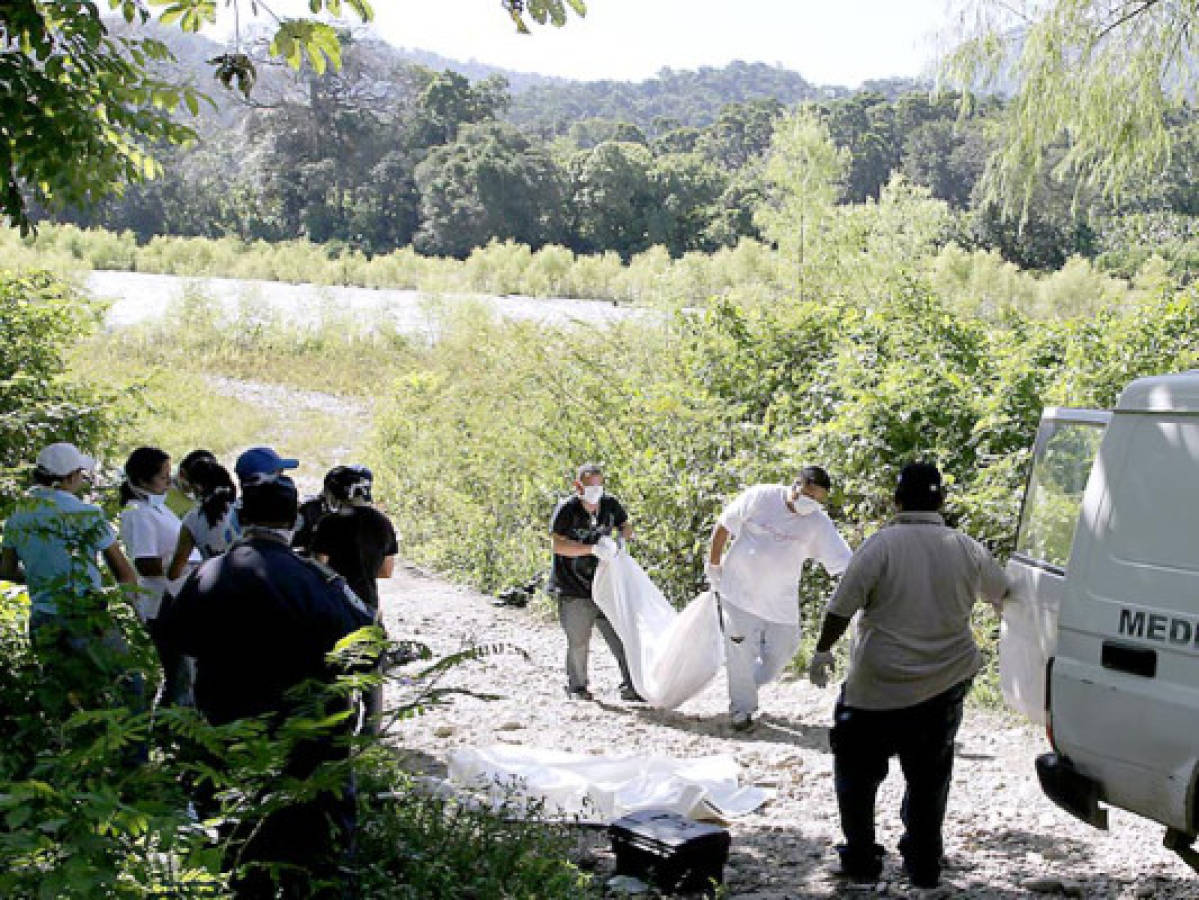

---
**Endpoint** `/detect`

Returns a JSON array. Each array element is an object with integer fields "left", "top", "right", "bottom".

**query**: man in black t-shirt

[
  {"left": 549, "top": 462, "right": 639, "bottom": 702},
  {"left": 291, "top": 491, "right": 333, "bottom": 557},
  {"left": 312, "top": 465, "right": 398, "bottom": 735},
  {"left": 312, "top": 466, "right": 398, "bottom": 612}
]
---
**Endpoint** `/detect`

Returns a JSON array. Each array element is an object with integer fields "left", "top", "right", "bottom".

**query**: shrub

[
  {"left": 371, "top": 277, "right": 1199, "bottom": 667},
  {"left": 0, "top": 583, "right": 593, "bottom": 897},
  {"left": 0, "top": 270, "right": 123, "bottom": 508}
]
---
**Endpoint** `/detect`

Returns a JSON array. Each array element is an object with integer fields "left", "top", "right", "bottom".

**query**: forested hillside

[
  {"left": 506, "top": 60, "right": 844, "bottom": 134},
  {"left": 37, "top": 24, "right": 1199, "bottom": 276}
]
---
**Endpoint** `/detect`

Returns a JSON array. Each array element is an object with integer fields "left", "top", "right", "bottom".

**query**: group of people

[
  {"left": 2, "top": 438, "right": 1009, "bottom": 891},
  {"left": 1, "top": 440, "right": 398, "bottom": 895},
  {"left": 548, "top": 460, "right": 1008, "bottom": 890}
]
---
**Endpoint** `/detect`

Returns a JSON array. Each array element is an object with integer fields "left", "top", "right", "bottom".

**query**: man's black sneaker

[
  {"left": 834, "top": 843, "right": 884, "bottom": 882},
  {"left": 731, "top": 713, "right": 754, "bottom": 732},
  {"left": 902, "top": 862, "right": 940, "bottom": 889},
  {"left": 565, "top": 686, "right": 594, "bottom": 701},
  {"left": 832, "top": 863, "right": 883, "bottom": 883},
  {"left": 619, "top": 685, "right": 645, "bottom": 703}
]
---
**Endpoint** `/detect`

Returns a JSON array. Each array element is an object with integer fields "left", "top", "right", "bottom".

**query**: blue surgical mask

[{"left": 582, "top": 485, "right": 604, "bottom": 505}]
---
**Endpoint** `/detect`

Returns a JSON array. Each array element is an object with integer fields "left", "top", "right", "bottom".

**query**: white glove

[
  {"left": 808, "top": 651, "right": 835, "bottom": 688},
  {"left": 704, "top": 562, "right": 723, "bottom": 592},
  {"left": 592, "top": 535, "right": 619, "bottom": 561}
]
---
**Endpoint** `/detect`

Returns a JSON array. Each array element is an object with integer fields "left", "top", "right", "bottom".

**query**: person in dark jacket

[{"left": 156, "top": 470, "right": 373, "bottom": 897}]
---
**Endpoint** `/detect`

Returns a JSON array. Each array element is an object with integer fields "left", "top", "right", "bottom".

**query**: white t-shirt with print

[
  {"left": 120, "top": 499, "right": 189, "bottom": 621},
  {"left": 718, "top": 484, "right": 852, "bottom": 624},
  {"left": 181, "top": 503, "right": 240, "bottom": 560}
]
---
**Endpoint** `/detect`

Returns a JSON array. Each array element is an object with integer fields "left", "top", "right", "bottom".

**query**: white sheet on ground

[
  {"left": 447, "top": 745, "right": 772, "bottom": 822},
  {"left": 591, "top": 552, "right": 724, "bottom": 709}
]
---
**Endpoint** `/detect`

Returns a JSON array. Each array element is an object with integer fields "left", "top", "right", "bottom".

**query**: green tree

[
  {"left": 645, "top": 152, "right": 728, "bottom": 256},
  {"left": 696, "top": 99, "right": 785, "bottom": 170},
  {"left": 414, "top": 122, "right": 566, "bottom": 258},
  {"left": 901, "top": 117, "right": 991, "bottom": 210},
  {"left": 569, "top": 141, "right": 659, "bottom": 259},
  {"left": 754, "top": 109, "right": 848, "bottom": 298},
  {"left": 0, "top": 1, "right": 202, "bottom": 234},
  {"left": 408, "top": 71, "right": 511, "bottom": 149},
  {"left": 943, "top": 0, "right": 1199, "bottom": 211},
  {"left": 822, "top": 93, "right": 898, "bottom": 203}
]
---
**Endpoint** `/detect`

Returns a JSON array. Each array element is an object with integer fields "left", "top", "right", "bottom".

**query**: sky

[{"left": 210, "top": 0, "right": 961, "bottom": 89}]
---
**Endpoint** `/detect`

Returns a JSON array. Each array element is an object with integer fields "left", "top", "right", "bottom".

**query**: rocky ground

[{"left": 377, "top": 564, "right": 1199, "bottom": 899}]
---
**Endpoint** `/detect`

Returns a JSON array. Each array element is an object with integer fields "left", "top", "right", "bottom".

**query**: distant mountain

[
  {"left": 380, "top": 46, "right": 569, "bottom": 93},
  {"left": 105, "top": 20, "right": 931, "bottom": 138},
  {"left": 508, "top": 61, "right": 851, "bottom": 136}
]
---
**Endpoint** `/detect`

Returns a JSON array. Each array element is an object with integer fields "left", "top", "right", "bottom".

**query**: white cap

[{"left": 36, "top": 442, "right": 97, "bottom": 477}]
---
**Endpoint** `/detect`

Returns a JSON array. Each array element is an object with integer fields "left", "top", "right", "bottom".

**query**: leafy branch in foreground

[
  {"left": 941, "top": 0, "right": 1198, "bottom": 215},
  {"left": 2, "top": 0, "right": 587, "bottom": 233},
  {"left": 502, "top": 0, "right": 587, "bottom": 33}
]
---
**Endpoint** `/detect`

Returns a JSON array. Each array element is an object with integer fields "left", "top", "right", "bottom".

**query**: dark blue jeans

[{"left": 829, "top": 680, "right": 970, "bottom": 884}]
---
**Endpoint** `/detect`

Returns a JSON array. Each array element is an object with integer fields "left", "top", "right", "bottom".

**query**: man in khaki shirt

[{"left": 808, "top": 462, "right": 1008, "bottom": 889}]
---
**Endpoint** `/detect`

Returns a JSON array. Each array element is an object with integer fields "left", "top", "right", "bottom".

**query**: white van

[{"left": 1000, "top": 372, "right": 1199, "bottom": 870}]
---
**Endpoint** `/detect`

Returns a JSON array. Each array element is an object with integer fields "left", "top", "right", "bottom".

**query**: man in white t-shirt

[{"left": 706, "top": 466, "right": 852, "bottom": 731}]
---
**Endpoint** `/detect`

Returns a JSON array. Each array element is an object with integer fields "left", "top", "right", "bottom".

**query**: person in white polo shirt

[
  {"left": 705, "top": 465, "right": 852, "bottom": 731},
  {"left": 119, "top": 445, "right": 198, "bottom": 704}
]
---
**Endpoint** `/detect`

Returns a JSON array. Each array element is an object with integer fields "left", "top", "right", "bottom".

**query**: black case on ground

[{"left": 608, "top": 809, "right": 731, "bottom": 894}]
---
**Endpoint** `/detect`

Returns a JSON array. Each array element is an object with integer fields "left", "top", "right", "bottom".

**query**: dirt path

[
  {"left": 201, "top": 375, "right": 370, "bottom": 489},
  {"left": 377, "top": 564, "right": 1199, "bottom": 899}
]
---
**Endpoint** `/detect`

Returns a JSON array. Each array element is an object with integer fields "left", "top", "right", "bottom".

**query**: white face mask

[
  {"left": 130, "top": 484, "right": 168, "bottom": 507},
  {"left": 788, "top": 492, "right": 821, "bottom": 516},
  {"left": 581, "top": 485, "right": 604, "bottom": 505}
]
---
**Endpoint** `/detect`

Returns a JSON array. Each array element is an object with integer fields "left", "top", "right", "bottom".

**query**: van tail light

[{"left": 1044, "top": 656, "right": 1057, "bottom": 751}]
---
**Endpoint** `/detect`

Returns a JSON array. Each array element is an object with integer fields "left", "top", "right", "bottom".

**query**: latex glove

[
  {"left": 592, "top": 535, "right": 619, "bottom": 561},
  {"left": 704, "top": 562, "right": 723, "bottom": 592},
  {"left": 808, "top": 651, "right": 836, "bottom": 688}
]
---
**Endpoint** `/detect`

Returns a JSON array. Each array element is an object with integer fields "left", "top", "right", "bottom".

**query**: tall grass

[
  {"left": 66, "top": 287, "right": 414, "bottom": 492},
  {"left": 4, "top": 224, "right": 1178, "bottom": 318}
]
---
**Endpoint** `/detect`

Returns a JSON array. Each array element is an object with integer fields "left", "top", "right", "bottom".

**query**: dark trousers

[
  {"left": 226, "top": 785, "right": 356, "bottom": 899},
  {"left": 361, "top": 613, "right": 385, "bottom": 737},
  {"left": 829, "top": 680, "right": 970, "bottom": 883},
  {"left": 556, "top": 593, "right": 633, "bottom": 693}
]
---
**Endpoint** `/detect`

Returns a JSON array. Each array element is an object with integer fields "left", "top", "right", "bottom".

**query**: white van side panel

[{"left": 1055, "top": 413, "right": 1199, "bottom": 831}]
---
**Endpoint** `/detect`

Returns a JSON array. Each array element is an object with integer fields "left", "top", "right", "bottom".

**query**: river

[{"left": 86, "top": 270, "right": 649, "bottom": 336}]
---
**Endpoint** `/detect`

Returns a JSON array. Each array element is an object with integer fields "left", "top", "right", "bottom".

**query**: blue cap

[{"left": 235, "top": 446, "right": 299, "bottom": 483}]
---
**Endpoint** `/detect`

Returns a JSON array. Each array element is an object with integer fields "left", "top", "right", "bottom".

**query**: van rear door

[{"left": 999, "top": 408, "right": 1110, "bottom": 724}]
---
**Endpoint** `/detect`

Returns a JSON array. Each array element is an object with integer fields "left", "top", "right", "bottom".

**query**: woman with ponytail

[
  {"left": 119, "top": 446, "right": 188, "bottom": 623},
  {"left": 168, "top": 456, "right": 240, "bottom": 579},
  {"left": 120, "top": 446, "right": 194, "bottom": 705}
]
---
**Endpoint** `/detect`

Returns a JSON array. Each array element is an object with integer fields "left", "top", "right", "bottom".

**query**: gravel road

[{"left": 377, "top": 564, "right": 1199, "bottom": 899}]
